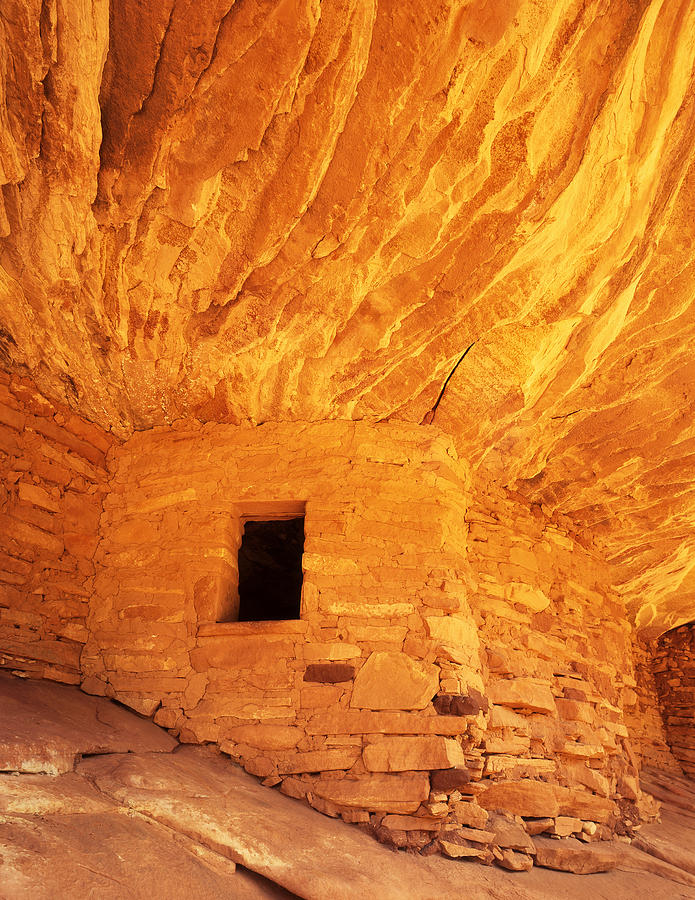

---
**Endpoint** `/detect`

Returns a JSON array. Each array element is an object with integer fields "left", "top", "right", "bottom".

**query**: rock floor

[{"left": 1, "top": 673, "right": 694, "bottom": 900}]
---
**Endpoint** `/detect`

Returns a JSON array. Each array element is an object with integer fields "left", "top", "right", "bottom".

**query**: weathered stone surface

[
  {"left": 497, "top": 849, "right": 534, "bottom": 872},
  {"left": 307, "top": 711, "right": 470, "bottom": 737},
  {"left": 504, "top": 584, "right": 550, "bottom": 613},
  {"left": 550, "top": 816, "right": 583, "bottom": 837},
  {"left": 478, "top": 781, "right": 560, "bottom": 818},
  {"left": 223, "top": 726, "right": 303, "bottom": 751},
  {"left": 424, "top": 616, "right": 478, "bottom": 656},
  {"left": 431, "top": 768, "right": 472, "bottom": 793},
  {"left": 304, "top": 663, "right": 355, "bottom": 684},
  {"left": 363, "top": 737, "right": 465, "bottom": 773},
  {"left": 350, "top": 652, "right": 439, "bottom": 711},
  {"left": 309, "top": 772, "right": 431, "bottom": 814},
  {"left": 439, "top": 841, "right": 487, "bottom": 861},
  {"left": 276, "top": 749, "right": 361, "bottom": 775},
  {"left": 191, "top": 636, "right": 295, "bottom": 671},
  {"left": 433, "top": 691, "right": 488, "bottom": 717},
  {"left": 651, "top": 624, "right": 695, "bottom": 775},
  {"left": 487, "top": 680, "right": 556, "bottom": 715},
  {"left": 450, "top": 801, "right": 489, "bottom": 830},
  {"left": 487, "top": 813, "right": 535, "bottom": 854},
  {"left": 0, "top": 772, "right": 113, "bottom": 817},
  {"left": 555, "top": 788, "right": 615, "bottom": 824},
  {"left": 523, "top": 818, "right": 555, "bottom": 836},
  {"left": 532, "top": 837, "right": 621, "bottom": 874},
  {"left": 380, "top": 814, "right": 442, "bottom": 832},
  {"left": 479, "top": 779, "right": 615, "bottom": 825},
  {"left": 0, "top": 808, "right": 253, "bottom": 900},
  {"left": 0, "top": 673, "right": 176, "bottom": 775}
]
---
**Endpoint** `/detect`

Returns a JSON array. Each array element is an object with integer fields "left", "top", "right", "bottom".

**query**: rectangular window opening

[{"left": 237, "top": 514, "right": 305, "bottom": 622}]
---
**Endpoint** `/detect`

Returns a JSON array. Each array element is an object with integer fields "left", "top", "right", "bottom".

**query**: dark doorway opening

[{"left": 237, "top": 517, "right": 305, "bottom": 621}]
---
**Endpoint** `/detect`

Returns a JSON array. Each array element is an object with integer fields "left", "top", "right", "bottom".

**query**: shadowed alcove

[{"left": 237, "top": 516, "right": 305, "bottom": 622}]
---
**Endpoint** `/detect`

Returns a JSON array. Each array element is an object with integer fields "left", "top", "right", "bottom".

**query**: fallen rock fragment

[
  {"left": 0, "top": 673, "right": 176, "bottom": 775},
  {"left": 487, "top": 813, "right": 535, "bottom": 853},
  {"left": 532, "top": 836, "right": 621, "bottom": 874},
  {"left": 497, "top": 849, "right": 534, "bottom": 872}
]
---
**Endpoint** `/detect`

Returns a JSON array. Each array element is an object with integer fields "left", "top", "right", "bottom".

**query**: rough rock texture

[
  {"left": 651, "top": 623, "right": 695, "bottom": 776},
  {"left": 0, "top": 1, "right": 693, "bottom": 635},
  {"left": 624, "top": 638, "right": 684, "bottom": 775},
  {"left": 3, "top": 674, "right": 695, "bottom": 899},
  {"left": 0, "top": 370, "right": 115, "bottom": 682},
  {"left": 465, "top": 474, "right": 659, "bottom": 825},
  {"left": 0, "top": 672, "right": 176, "bottom": 774}
]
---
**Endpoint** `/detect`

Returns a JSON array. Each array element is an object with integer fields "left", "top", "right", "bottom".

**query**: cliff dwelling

[{"left": 1, "top": 1, "right": 694, "bottom": 897}]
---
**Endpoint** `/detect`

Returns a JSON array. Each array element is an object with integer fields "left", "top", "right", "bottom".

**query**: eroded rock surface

[
  {"left": 0, "top": 1, "right": 693, "bottom": 634},
  {"left": 2, "top": 673, "right": 695, "bottom": 899},
  {"left": 0, "top": 673, "right": 176, "bottom": 774}
]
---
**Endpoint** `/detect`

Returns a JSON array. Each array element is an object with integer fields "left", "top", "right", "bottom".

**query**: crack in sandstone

[{"left": 422, "top": 340, "right": 476, "bottom": 425}]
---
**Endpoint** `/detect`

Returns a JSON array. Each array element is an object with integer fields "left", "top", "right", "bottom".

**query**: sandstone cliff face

[{"left": 0, "top": 1, "right": 693, "bottom": 634}]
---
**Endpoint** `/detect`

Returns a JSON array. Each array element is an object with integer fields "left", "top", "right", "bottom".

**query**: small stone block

[
  {"left": 431, "top": 767, "right": 471, "bottom": 792},
  {"left": 304, "top": 663, "right": 355, "bottom": 683},
  {"left": 433, "top": 690, "right": 489, "bottom": 716}
]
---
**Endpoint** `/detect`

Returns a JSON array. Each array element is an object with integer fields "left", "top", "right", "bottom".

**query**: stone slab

[
  {"left": 306, "top": 710, "right": 469, "bottom": 736},
  {"left": 363, "top": 736, "right": 466, "bottom": 772},
  {"left": 532, "top": 836, "right": 620, "bottom": 874},
  {"left": 76, "top": 749, "right": 507, "bottom": 898},
  {"left": 350, "top": 652, "right": 439, "bottom": 711},
  {"left": 0, "top": 673, "right": 176, "bottom": 774}
]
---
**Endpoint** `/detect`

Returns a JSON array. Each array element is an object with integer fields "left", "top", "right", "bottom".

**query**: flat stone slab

[
  {"left": 77, "top": 747, "right": 525, "bottom": 900},
  {"left": 532, "top": 836, "right": 620, "bottom": 874},
  {"left": 0, "top": 808, "right": 289, "bottom": 900},
  {"left": 0, "top": 674, "right": 176, "bottom": 773},
  {"left": 0, "top": 771, "right": 113, "bottom": 816},
  {"left": 633, "top": 809, "right": 695, "bottom": 878}
]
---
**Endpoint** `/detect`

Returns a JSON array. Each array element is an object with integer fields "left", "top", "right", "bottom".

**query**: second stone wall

[
  {"left": 464, "top": 476, "right": 661, "bottom": 830},
  {"left": 0, "top": 369, "right": 114, "bottom": 683},
  {"left": 651, "top": 622, "right": 695, "bottom": 776}
]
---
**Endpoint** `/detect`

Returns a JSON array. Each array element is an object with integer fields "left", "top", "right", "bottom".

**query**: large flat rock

[
  {"left": 0, "top": 674, "right": 176, "bottom": 774},
  {"left": 0, "top": 808, "right": 291, "bottom": 900},
  {"left": 76, "top": 747, "right": 528, "bottom": 900}
]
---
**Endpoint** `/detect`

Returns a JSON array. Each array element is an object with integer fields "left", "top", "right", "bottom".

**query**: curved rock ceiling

[{"left": 0, "top": 0, "right": 693, "bottom": 635}]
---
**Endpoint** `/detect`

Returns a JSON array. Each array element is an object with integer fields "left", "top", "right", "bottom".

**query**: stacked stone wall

[
  {"left": 623, "top": 638, "right": 682, "bottom": 774},
  {"left": 652, "top": 623, "right": 695, "bottom": 776},
  {"left": 83, "top": 421, "right": 487, "bottom": 828},
  {"left": 0, "top": 369, "right": 114, "bottom": 682},
  {"left": 463, "top": 477, "right": 659, "bottom": 836},
  {"left": 2, "top": 387, "right": 679, "bottom": 862}
]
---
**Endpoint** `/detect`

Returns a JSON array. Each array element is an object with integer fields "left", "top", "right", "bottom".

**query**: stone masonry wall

[
  {"left": 83, "top": 421, "right": 487, "bottom": 825},
  {"left": 3, "top": 391, "right": 678, "bottom": 863},
  {"left": 463, "top": 476, "right": 660, "bottom": 837},
  {"left": 0, "top": 369, "right": 114, "bottom": 683},
  {"left": 652, "top": 623, "right": 695, "bottom": 777},
  {"left": 77, "top": 418, "right": 668, "bottom": 862},
  {"left": 624, "top": 638, "right": 682, "bottom": 775}
]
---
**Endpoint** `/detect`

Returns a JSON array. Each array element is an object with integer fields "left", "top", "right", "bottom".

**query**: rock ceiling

[{"left": 0, "top": 0, "right": 693, "bottom": 635}]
